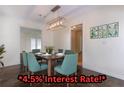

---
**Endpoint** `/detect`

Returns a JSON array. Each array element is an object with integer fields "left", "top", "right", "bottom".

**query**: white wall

[
  {"left": 0, "top": 16, "right": 20, "bottom": 66},
  {"left": 53, "top": 28, "right": 71, "bottom": 50},
  {"left": 41, "top": 24, "right": 54, "bottom": 51},
  {"left": 50, "top": 6, "right": 124, "bottom": 80},
  {"left": 0, "top": 16, "right": 41, "bottom": 66},
  {"left": 20, "top": 27, "right": 41, "bottom": 52},
  {"left": 82, "top": 6, "right": 124, "bottom": 80}
]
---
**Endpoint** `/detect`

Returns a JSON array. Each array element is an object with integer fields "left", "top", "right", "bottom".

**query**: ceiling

[{"left": 0, "top": 5, "right": 81, "bottom": 23}]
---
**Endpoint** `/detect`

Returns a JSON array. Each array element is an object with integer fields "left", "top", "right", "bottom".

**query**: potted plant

[
  {"left": 0, "top": 44, "right": 5, "bottom": 67},
  {"left": 45, "top": 46, "right": 54, "bottom": 54}
]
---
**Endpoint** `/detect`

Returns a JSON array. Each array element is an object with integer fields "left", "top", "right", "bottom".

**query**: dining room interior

[{"left": 0, "top": 5, "right": 124, "bottom": 87}]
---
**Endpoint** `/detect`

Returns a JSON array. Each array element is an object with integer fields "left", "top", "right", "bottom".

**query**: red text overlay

[{"left": 18, "top": 75, "right": 107, "bottom": 83}]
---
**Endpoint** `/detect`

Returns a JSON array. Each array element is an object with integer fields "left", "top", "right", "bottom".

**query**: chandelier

[{"left": 47, "top": 16, "right": 65, "bottom": 31}]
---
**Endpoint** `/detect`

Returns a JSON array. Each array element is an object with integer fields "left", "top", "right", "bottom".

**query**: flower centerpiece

[{"left": 45, "top": 46, "right": 54, "bottom": 54}]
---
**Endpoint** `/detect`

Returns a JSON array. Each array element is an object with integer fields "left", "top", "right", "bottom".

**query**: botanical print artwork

[
  {"left": 90, "top": 22, "right": 119, "bottom": 39},
  {"left": 90, "top": 26, "right": 99, "bottom": 39},
  {"left": 98, "top": 26, "right": 103, "bottom": 38},
  {"left": 99, "top": 25, "right": 108, "bottom": 38},
  {"left": 107, "top": 22, "right": 119, "bottom": 37}
]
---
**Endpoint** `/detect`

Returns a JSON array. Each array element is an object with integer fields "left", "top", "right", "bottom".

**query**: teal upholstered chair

[
  {"left": 64, "top": 50, "right": 75, "bottom": 55},
  {"left": 54, "top": 54, "right": 77, "bottom": 76},
  {"left": 27, "top": 53, "right": 48, "bottom": 74},
  {"left": 22, "top": 52, "right": 28, "bottom": 72},
  {"left": 32, "top": 49, "right": 41, "bottom": 61},
  {"left": 54, "top": 54, "right": 77, "bottom": 86}
]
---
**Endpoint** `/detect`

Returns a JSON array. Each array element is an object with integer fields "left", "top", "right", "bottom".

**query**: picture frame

[{"left": 90, "top": 22, "right": 119, "bottom": 39}]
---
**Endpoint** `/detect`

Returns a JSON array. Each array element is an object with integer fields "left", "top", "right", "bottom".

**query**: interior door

[{"left": 71, "top": 24, "right": 82, "bottom": 66}]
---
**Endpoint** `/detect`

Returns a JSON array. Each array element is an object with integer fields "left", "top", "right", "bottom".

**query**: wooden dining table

[{"left": 36, "top": 54, "right": 64, "bottom": 76}]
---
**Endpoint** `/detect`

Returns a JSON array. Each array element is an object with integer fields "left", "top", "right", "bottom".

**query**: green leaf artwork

[
  {"left": 90, "top": 22, "right": 119, "bottom": 39},
  {"left": 107, "top": 22, "right": 119, "bottom": 37},
  {"left": 90, "top": 26, "right": 99, "bottom": 39}
]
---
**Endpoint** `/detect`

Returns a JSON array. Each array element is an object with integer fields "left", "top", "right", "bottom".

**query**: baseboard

[{"left": 3, "top": 64, "right": 20, "bottom": 68}]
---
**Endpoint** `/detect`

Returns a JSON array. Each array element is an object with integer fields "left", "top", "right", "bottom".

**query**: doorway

[
  {"left": 20, "top": 27, "right": 42, "bottom": 52},
  {"left": 71, "top": 24, "right": 82, "bottom": 66}
]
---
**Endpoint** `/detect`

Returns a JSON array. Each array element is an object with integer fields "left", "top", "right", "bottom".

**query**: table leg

[{"left": 48, "top": 59, "right": 51, "bottom": 76}]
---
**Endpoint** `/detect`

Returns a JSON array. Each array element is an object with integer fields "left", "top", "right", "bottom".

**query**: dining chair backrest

[
  {"left": 64, "top": 50, "right": 75, "bottom": 54},
  {"left": 58, "top": 49, "right": 63, "bottom": 53},
  {"left": 61, "top": 54, "right": 77, "bottom": 75},
  {"left": 32, "top": 49, "right": 40, "bottom": 54},
  {"left": 27, "top": 53, "right": 40, "bottom": 71},
  {"left": 22, "top": 52, "right": 28, "bottom": 66}
]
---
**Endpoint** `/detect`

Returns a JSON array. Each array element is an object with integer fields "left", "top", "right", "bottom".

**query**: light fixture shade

[{"left": 47, "top": 16, "right": 65, "bottom": 31}]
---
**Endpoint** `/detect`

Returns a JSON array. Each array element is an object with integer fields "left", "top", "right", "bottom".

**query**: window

[
  {"left": 31, "top": 38, "right": 41, "bottom": 50},
  {"left": 31, "top": 38, "right": 36, "bottom": 50},
  {"left": 37, "top": 39, "right": 41, "bottom": 49}
]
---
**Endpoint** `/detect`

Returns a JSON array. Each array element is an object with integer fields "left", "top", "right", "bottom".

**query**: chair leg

[
  {"left": 66, "top": 75, "right": 70, "bottom": 87},
  {"left": 67, "top": 83, "right": 69, "bottom": 87},
  {"left": 22, "top": 66, "right": 24, "bottom": 72},
  {"left": 75, "top": 72, "right": 77, "bottom": 76},
  {"left": 29, "top": 72, "right": 34, "bottom": 87},
  {"left": 26, "top": 66, "right": 28, "bottom": 72},
  {"left": 54, "top": 71, "right": 56, "bottom": 75},
  {"left": 24, "top": 67, "right": 26, "bottom": 72},
  {"left": 29, "top": 80, "right": 33, "bottom": 86},
  {"left": 28, "top": 71, "right": 30, "bottom": 76}
]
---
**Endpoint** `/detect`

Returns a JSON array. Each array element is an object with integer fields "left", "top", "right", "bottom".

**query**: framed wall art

[{"left": 90, "top": 22, "right": 119, "bottom": 39}]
